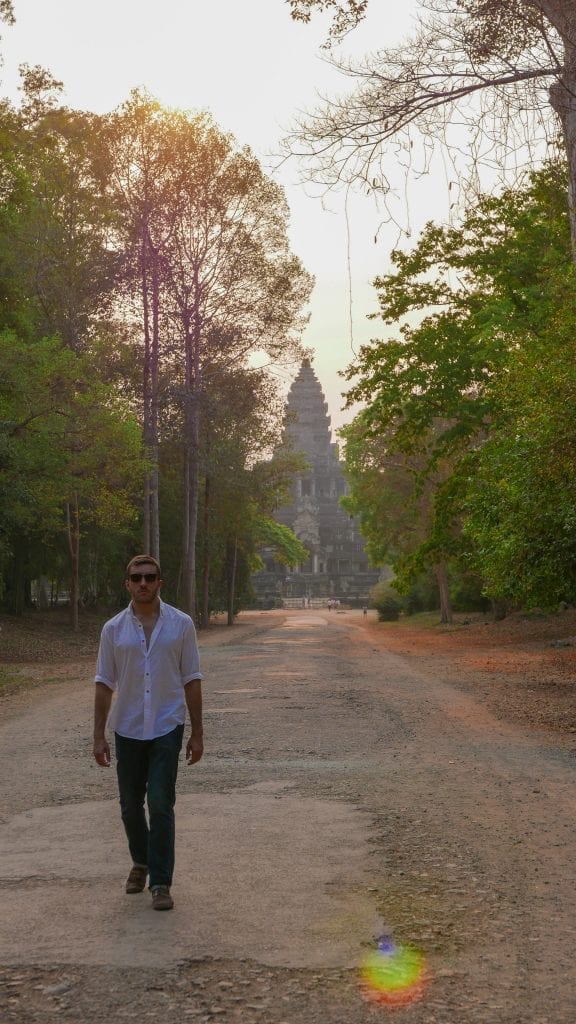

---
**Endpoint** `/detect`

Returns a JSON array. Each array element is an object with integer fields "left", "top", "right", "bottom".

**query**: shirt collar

[{"left": 128, "top": 598, "right": 165, "bottom": 620}]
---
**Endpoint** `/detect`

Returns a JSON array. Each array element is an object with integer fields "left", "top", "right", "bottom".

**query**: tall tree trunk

[
  {"left": 434, "top": 559, "right": 453, "bottom": 625},
  {"left": 66, "top": 493, "right": 80, "bottom": 631},
  {"left": 201, "top": 472, "right": 211, "bottom": 628},
  {"left": 141, "top": 228, "right": 152, "bottom": 553},
  {"left": 37, "top": 576, "right": 50, "bottom": 610},
  {"left": 566, "top": 87, "right": 576, "bottom": 257},
  {"left": 227, "top": 536, "right": 238, "bottom": 627},
  {"left": 180, "top": 452, "right": 190, "bottom": 603},
  {"left": 143, "top": 475, "right": 151, "bottom": 554},
  {"left": 150, "top": 248, "right": 160, "bottom": 560},
  {"left": 185, "top": 406, "right": 200, "bottom": 619},
  {"left": 4, "top": 535, "right": 28, "bottom": 615},
  {"left": 183, "top": 288, "right": 202, "bottom": 621}
]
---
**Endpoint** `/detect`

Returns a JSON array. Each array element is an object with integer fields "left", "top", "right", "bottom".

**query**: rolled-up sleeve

[
  {"left": 94, "top": 624, "right": 117, "bottom": 690},
  {"left": 180, "top": 619, "right": 203, "bottom": 684}
]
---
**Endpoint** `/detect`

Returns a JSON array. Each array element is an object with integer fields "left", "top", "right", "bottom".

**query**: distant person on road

[
  {"left": 92, "top": 555, "right": 204, "bottom": 912},
  {"left": 363, "top": 606, "right": 368, "bottom": 618}
]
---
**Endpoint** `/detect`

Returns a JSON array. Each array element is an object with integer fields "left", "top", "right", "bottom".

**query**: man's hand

[
  {"left": 186, "top": 733, "right": 204, "bottom": 765},
  {"left": 93, "top": 683, "right": 112, "bottom": 766},
  {"left": 184, "top": 679, "right": 203, "bottom": 764},
  {"left": 93, "top": 737, "right": 111, "bottom": 767}
]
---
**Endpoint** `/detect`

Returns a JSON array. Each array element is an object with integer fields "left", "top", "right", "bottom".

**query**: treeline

[
  {"left": 0, "top": 70, "right": 312, "bottom": 625},
  {"left": 341, "top": 161, "right": 576, "bottom": 621}
]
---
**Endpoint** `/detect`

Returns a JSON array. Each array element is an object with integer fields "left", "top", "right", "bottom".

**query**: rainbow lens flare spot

[{"left": 359, "top": 936, "right": 428, "bottom": 1008}]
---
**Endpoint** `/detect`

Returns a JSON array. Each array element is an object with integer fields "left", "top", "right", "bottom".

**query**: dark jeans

[{"left": 115, "top": 724, "right": 184, "bottom": 888}]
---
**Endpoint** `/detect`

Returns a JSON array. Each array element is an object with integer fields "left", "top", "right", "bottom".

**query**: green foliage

[
  {"left": 339, "top": 414, "right": 417, "bottom": 567},
  {"left": 345, "top": 162, "right": 572, "bottom": 462},
  {"left": 369, "top": 581, "right": 402, "bottom": 621},
  {"left": 460, "top": 183, "right": 576, "bottom": 609},
  {"left": 156, "top": 363, "right": 307, "bottom": 619},
  {"left": 462, "top": 338, "right": 576, "bottom": 608},
  {"left": 401, "top": 572, "right": 440, "bottom": 616},
  {"left": 340, "top": 410, "right": 462, "bottom": 590},
  {"left": 0, "top": 332, "right": 144, "bottom": 610},
  {"left": 448, "top": 569, "right": 491, "bottom": 614},
  {"left": 252, "top": 516, "right": 308, "bottom": 567},
  {"left": 0, "top": 81, "right": 310, "bottom": 617},
  {"left": 342, "top": 161, "right": 576, "bottom": 612},
  {"left": 0, "top": 103, "right": 118, "bottom": 347}
]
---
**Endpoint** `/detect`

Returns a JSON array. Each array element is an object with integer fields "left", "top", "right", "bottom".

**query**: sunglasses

[{"left": 129, "top": 572, "right": 159, "bottom": 583}]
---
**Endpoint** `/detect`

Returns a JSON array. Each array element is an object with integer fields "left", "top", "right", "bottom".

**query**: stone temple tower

[{"left": 251, "top": 358, "right": 381, "bottom": 607}]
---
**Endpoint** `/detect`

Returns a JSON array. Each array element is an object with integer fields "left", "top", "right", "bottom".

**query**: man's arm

[
  {"left": 184, "top": 679, "right": 204, "bottom": 765},
  {"left": 93, "top": 682, "right": 113, "bottom": 766}
]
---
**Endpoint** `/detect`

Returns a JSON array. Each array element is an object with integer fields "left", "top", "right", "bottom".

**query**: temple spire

[
  {"left": 252, "top": 360, "right": 381, "bottom": 607},
  {"left": 284, "top": 359, "right": 332, "bottom": 460}
]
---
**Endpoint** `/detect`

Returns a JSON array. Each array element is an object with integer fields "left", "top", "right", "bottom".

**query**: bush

[{"left": 370, "top": 581, "right": 403, "bottom": 621}]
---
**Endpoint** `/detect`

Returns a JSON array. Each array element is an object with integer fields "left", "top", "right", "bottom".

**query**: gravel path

[{"left": 1, "top": 609, "right": 575, "bottom": 1023}]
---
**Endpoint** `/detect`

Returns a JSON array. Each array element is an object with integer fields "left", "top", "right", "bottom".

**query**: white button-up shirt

[{"left": 94, "top": 600, "right": 203, "bottom": 740}]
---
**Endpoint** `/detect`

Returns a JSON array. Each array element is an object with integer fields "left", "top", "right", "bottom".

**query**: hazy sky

[{"left": 0, "top": 0, "right": 449, "bottom": 432}]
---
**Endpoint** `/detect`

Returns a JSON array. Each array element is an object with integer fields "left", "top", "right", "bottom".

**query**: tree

[
  {"left": 197, "top": 366, "right": 286, "bottom": 625},
  {"left": 102, "top": 90, "right": 201, "bottom": 559},
  {"left": 340, "top": 414, "right": 457, "bottom": 622},
  {"left": 158, "top": 362, "right": 308, "bottom": 624},
  {"left": 104, "top": 93, "right": 313, "bottom": 617},
  {"left": 287, "top": 1, "right": 576, "bottom": 253},
  {"left": 345, "top": 163, "right": 572, "bottom": 465},
  {"left": 219, "top": 450, "right": 310, "bottom": 624},
  {"left": 341, "top": 162, "right": 575, "bottom": 612},
  {"left": 59, "top": 377, "right": 144, "bottom": 629},
  {"left": 0, "top": 78, "right": 311, "bottom": 621},
  {"left": 156, "top": 116, "right": 312, "bottom": 619},
  {"left": 0, "top": 75, "right": 145, "bottom": 618},
  {"left": 0, "top": 333, "right": 143, "bottom": 622},
  {"left": 252, "top": 516, "right": 309, "bottom": 566},
  {"left": 461, "top": 284, "right": 576, "bottom": 609},
  {"left": 2, "top": 105, "right": 119, "bottom": 350}
]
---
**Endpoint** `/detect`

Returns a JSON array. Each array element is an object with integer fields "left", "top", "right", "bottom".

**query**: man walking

[{"left": 93, "top": 555, "right": 204, "bottom": 911}]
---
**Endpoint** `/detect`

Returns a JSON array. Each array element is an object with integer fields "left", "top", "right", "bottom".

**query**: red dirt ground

[{"left": 357, "top": 608, "right": 576, "bottom": 739}]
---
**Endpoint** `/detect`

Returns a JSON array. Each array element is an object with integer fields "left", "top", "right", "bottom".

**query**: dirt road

[{"left": 1, "top": 609, "right": 575, "bottom": 1023}]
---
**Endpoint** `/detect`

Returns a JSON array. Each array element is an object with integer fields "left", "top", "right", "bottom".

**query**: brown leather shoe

[
  {"left": 151, "top": 885, "right": 174, "bottom": 911},
  {"left": 125, "top": 865, "right": 148, "bottom": 894}
]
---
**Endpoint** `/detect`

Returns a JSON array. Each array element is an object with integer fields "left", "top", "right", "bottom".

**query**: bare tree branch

[
  {"left": 283, "top": 0, "right": 576, "bottom": 251},
  {"left": 287, "top": 0, "right": 367, "bottom": 43}
]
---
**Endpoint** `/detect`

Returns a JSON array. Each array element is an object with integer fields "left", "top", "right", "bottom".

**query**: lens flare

[{"left": 359, "top": 935, "right": 428, "bottom": 1008}]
